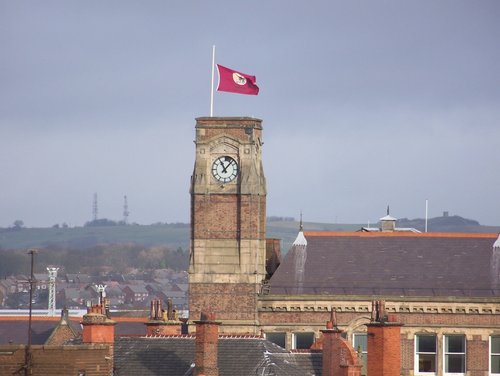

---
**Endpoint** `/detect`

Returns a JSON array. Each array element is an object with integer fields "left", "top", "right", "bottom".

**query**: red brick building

[
  {"left": 261, "top": 229, "right": 500, "bottom": 376},
  {"left": 188, "top": 116, "right": 500, "bottom": 376}
]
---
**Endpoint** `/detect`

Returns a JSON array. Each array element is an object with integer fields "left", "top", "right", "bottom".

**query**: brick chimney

[
  {"left": 81, "top": 303, "right": 116, "bottom": 373},
  {"left": 194, "top": 311, "right": 220, "bottom": 376},
  {"left": 145, "top": 298, "right": 182, "bottom": 336},
  {"left": 366, "top": 300, "right": 403, "bottom": 376},
  {"left": 321, "top": 309, "right": 362, "bottom": 376},
  {"left": 81, "top": 303, "right": 116, "bottom": 344}
]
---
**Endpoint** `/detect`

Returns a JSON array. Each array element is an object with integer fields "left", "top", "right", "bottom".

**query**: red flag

[{"left": 216, "top": 64, "right": 259, "bottom": 95}]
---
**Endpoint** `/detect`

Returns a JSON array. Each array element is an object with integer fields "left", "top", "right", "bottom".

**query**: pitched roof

[
  {"left": 269, "top": 232, "right": 499, "bottom": 297},
  {"left": 113, "top": 336, "right": 319, "bottom": 376},
  {"left": 0, "top": 316, "right": 81, "bottom": 345},
  {"left": 0, "top": 315, "right": 155, "bottom": 344},
  {"left": 123, "top": 285, "right": 149, "bottom": 294}
]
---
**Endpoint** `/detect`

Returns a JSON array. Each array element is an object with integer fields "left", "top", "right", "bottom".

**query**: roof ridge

[
  {"left": 304, "top": 231, "right": 498, "bottom": 238},
  {"left": 219, "top": 335, "right": 262, "bottom": 339},
  {"left": 132, "top": 334, "right": 263, "bottom": 339},
  {"left": 0, "top": 316, "right": 67, "bottom": 321},
  {"left": 141, "top": 334, "right": 194, "bottom": 339}
]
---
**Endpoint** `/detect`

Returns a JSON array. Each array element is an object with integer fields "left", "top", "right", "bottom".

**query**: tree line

[{"left": 0, "top": 244, "right": 189, "bottom": 277}]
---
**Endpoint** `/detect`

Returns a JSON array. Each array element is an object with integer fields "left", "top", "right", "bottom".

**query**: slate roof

[
  {"left": 0, "top": 317, "right": 81, "bottom": 345},
  {"left": 114, "top": 319, "right": 149, "bottom": 336},
  {"left": 269, "top": 232, "right": 499, "bottom": 297},
  {"left": 123, "top": 285, "right": 149, "bottom": 294},
  {"left": 0, "top": 316, "right": 158, "bottom": 344},
  {"left": 113, "top": 336, "right": 320, "bottom": 376}
]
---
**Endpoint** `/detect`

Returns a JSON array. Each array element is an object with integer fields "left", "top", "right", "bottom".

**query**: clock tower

[{"left": 189, "top": 117, "right": 266, "bottom": 333}]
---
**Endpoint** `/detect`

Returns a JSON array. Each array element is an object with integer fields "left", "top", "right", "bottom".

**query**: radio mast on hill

[
  {"left": 92, "top": 193, "right": 98, "bottom": 221},
  {"left": 123, "top": 195, "right": 130, "bottom": 224}
]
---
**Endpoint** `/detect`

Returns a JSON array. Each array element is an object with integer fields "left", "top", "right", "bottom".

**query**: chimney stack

[
  {"left": 321, "top": 309, "right": 362, "bottom": 376},
  {"left": 81, "top": 303, "right": 116, "bottom": 373},
  {"left": 366, "top": 300, "right": 403, "bottom": 376},
  {"left": 81, "top": 303, "right": 116, "bottom": 344},
  {"left": 144, "top": 298, "right": 182, "bottom": 336},
  {"left": 194, "top": 311, "right": 220, "bottom": 376}
]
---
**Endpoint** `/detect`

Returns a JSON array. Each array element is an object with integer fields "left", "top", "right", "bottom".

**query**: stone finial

[{"left": 325, "top": 308, "right": 338, "bottom": 330}]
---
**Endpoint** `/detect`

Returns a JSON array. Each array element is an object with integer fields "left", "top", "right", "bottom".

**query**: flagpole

[
  {"left": 425, "top": 199, "right": 429, "bottom": 233},
  {"left": 210, "top": 45, "right": 215, "bottom": 117}
]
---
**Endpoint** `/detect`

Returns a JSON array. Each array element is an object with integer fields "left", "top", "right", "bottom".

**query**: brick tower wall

[{"left": 189, "top": 117, "right": 266, "bottom": 331}]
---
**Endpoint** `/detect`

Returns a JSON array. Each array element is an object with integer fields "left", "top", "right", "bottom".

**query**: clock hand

[{"left": 221, "top": 160, "right": 229, "bottom": 173}]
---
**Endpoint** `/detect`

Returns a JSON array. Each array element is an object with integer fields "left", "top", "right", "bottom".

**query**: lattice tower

[
  {"left": 47, "top": 267, "right": 59, "bottom": 316},
  {"left": 123, "top": 195, "right": 129, "bottom": 224},
  {"left": 92, "top": 193, "right": 98, "bottom": 221}
]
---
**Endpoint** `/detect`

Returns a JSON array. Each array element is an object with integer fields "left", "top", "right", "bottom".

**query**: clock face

[{"left": 212, "top": 156, "right": 238, "bottom": 183}]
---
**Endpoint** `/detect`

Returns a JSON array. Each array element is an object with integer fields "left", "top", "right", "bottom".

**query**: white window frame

[
  {"left": 443, "top": 334, "right": 466, "bottom": 375},
  {"left": 414, "top": 334, "right": 437, "bottom": 375},
  {"left": 490, "top": 336, "right": 500, "bottom": 375}
]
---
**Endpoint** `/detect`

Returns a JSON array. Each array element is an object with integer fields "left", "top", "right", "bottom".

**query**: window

[
  {"left": 293, "top": 332, "right": 315, "bottom": 349},
  {"left": 265, "top": 332, "right": 286, "bottom": 348},
  {"left": 444, "top": 335, "right": 465, "bottom": 374},
  {"left": 491, "top": 336, "right": 500, "bottom": 375},
  {"left": 353, "top": 333, "right": 368, "bottom": 376},
  {"left": 415, "top": 334, "right": 436, "bottom": 374}
]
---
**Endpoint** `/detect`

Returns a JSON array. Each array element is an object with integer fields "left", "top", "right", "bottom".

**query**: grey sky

[{"left": 1, "top": 1, "right": 499, "bottom": 227}]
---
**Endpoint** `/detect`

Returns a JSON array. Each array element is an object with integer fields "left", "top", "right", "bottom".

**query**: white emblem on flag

[{"left": 232, "top": 73, "right": 247, "bottom": 86}]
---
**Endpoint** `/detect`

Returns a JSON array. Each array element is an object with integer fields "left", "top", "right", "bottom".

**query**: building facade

[
  {"left": 188, "top": 116, "right": 500, "bottom": 375},
  {"left": 260, "top": 230, "right": 500, "bottom": 376}
]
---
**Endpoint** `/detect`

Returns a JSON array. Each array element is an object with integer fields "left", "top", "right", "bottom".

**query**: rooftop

[
  {"left": 269, "top": 231, "right": 499, "bottom": 298},
  {"left": 113, "top": 336, "right": 319, "bottom": 376}
]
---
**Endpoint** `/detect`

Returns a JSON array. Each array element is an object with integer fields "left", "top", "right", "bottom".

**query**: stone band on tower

[{"left": 189, "top": 117, "right": 266, "bottom": 333}]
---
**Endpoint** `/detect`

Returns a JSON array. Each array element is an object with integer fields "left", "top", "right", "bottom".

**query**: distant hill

[
  {"left": 396, "top": 215, "right": 499, "bottom": 233},
  {"left": 0, "top": 215, "right": 497, "bottom": 252},
  {"left": 0, "top": 223, "right": 190, "bottom": 251}
]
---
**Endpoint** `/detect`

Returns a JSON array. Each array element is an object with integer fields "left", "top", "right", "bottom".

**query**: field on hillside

[
  {"left": 1, "top": 216, "right": 497, "bottom": 252},
  {"left": 0, "top": 220, "right": 363, "bottom": 252},
  {"left": 0, "top": 223, "right": 190, "bottom": 251}
]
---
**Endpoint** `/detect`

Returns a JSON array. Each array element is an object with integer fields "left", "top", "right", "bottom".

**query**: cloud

[{"left": 1, "top": 1, "right": 499, "bottom": 226}]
